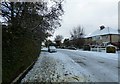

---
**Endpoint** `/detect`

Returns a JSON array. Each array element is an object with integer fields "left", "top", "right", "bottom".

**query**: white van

[{"left": 48, "top": 46, "right": 57, "bottom": 53}]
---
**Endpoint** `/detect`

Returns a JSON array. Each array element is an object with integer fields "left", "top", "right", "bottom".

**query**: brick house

[{"left": 84, "top": 26, "right": 120, "bottom": 47}]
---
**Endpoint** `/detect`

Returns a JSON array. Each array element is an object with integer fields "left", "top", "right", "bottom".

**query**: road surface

[
  {"left": 21, "top": 48, "right": 118, "bottom": 83},
  {"left": 58, "top": 49, "right": 118, "bottom": 82}
]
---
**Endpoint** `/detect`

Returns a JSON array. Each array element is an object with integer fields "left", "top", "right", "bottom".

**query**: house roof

[{"left": 84, "top": 27, "right": 119, "bottom": 38}]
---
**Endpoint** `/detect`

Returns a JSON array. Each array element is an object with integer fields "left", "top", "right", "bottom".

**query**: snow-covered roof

[{"left": 85, "top": 27, "right": 119, "bottom": 38}]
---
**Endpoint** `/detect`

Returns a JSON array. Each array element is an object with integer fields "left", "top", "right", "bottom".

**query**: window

[{"left": 92, "top": 36, "right": 101, "bottom": 41}]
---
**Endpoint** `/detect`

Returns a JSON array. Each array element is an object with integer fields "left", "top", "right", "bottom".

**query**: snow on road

[
  {"left": 58, "top": 49, "right": 118, "bottom": 82},
  {"left": 21, "top": 48, "right": 118, "bottom": 83}
]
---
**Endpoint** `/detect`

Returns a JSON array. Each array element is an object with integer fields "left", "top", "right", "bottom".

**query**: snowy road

[
  {"left": 21, "top": 48, "right": 118, "bottom": 83},
  {"left": 58, "top": 49, "right": 118, "bottom": 82}
]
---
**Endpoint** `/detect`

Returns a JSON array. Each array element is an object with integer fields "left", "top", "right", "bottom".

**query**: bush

[
  {"left": 83, "top": 45, "right": 90, "bottom": 51},
  {"left": 106, "top": 45, "right": 116, "bottom": 53},
  {"left": 2, "top": 29, "right": 40, "bottom": 83}
]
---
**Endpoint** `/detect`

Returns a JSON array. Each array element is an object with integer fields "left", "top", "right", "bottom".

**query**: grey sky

[{"left": 49, "top": 0, "right": 119, "bottom": 41}]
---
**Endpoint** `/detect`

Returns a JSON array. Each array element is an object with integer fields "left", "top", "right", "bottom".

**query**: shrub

[
  {"left": 83, "top": 45, "right": 90, "bottom": 51},
  {"left": 106, "top": 45, "right": 116, "bottom": 53}
]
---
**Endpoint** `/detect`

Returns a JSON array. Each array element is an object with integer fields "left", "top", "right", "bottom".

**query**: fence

[{"left": 90, "top": 47, "right": 106, "bottom": 52}]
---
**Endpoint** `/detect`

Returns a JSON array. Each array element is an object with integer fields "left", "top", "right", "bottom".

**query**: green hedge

[{"left": 2, "top": 30, "right": 41, "bottom": 83}]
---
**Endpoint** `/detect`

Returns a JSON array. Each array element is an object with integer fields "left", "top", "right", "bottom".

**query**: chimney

[{"left": 100, "top": 25, "right": 105, "bottom": 30}]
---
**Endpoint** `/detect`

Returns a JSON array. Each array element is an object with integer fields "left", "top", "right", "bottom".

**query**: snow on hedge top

[{"left": 85, "top": 27, "right": 119, "bottom": 38}]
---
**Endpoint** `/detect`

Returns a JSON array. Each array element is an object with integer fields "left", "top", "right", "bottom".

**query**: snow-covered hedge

[{"left": 106, "top": 45, "right": 116, "bottom": 53}]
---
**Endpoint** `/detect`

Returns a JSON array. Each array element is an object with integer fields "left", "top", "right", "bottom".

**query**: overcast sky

[{"left": 49, "top": 0, "right": 119, "bottom": 41}]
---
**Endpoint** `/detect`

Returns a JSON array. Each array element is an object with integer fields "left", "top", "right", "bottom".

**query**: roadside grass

[{"left": 2, "top": 37, "right": 40, "bottom": 83}]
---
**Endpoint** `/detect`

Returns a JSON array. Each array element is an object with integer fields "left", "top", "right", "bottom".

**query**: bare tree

[
  {"left": 70, "top": 25, "right": 84, "bottom": 40},
  {"left": 54, "top": 35, "right": 63, "bottom": 47},
  {"left": 70, "top": 25, "right": 85, "bottom": 48}
]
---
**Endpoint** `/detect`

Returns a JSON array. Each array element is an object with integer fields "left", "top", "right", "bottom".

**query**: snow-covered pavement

[{"left": 21, "top": 48, "right": 118, "bottom": 83}]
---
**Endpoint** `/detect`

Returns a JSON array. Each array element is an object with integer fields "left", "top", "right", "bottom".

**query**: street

[
  {"left": 58, "top": 49, "right": 118, "bottom": 82},
  {"left": 21, "top": 48, "right": 118, "bottom": 82}
]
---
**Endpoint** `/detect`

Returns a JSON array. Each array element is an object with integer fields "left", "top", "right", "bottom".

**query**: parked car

[
  {"left": 67, "top": 46, "right": 77, "bottom": 50},
  {"left": 61, "top": 46, "right": 65, "bottom": 49},
  {"left": 48, "top": 46, "right": 57, "bottom": 53}
]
